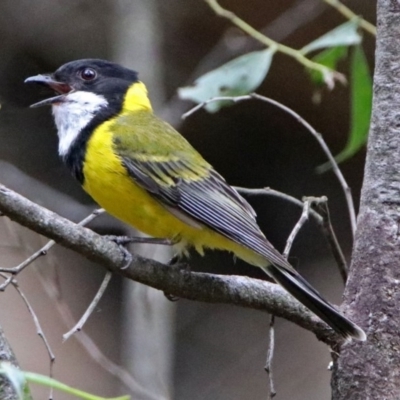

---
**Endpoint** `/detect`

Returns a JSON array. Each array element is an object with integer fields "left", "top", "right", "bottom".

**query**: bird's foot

[
  {"left": 163, "top": 292, "right": 180, "bottom": 302},
  {"left": 163, "top": 255, "right": 191, "bottom": 301},
  {"left": 168, "top": 254, "right": 191, "bottom": 271},
  {"left": 105, "top": 235, "right": 176, "bottom": 269},
  {"left": 117, "top": 244, "right": 133, "bottom": 270}
]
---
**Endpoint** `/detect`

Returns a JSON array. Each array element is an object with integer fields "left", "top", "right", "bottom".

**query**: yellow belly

[
  {"left": 83, "top": 122, "right": 187, "bottom": 238},
  {"left": 82, "top": 121, "right": 267, "bottom": 266}
]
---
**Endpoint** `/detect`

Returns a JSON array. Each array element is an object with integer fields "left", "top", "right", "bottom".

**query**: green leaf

[
  {"left": 317, "top": 45, "right": 372, "bottom": 173},
  {"left": 25, "top": 372, "right": 130, "bottom": 400},
  {"left": 301, "top": 19, "right": 362, "bottom": 55},
  {"left": 179, "top": 48, "right": 275, "bottom": 112},
  {"left": 309, "top": 46, "right": 348, "bottom": 85},
  {"left": 0, "top": 363, "right": 130, "bottom": 400}
]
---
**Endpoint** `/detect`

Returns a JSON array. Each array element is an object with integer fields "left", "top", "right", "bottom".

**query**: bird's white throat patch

[{"left": 52, "top": 91, "right": 108, "bottom": 156}]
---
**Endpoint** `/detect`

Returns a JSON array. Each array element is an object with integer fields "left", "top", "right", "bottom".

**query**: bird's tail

[{"left": 263, "top": 264, "right": 366, "bottom": 342}]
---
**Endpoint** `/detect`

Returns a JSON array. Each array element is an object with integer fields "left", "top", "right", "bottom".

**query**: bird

[{"left": 25, "top": 59, "right": 365, "bottom": 341}]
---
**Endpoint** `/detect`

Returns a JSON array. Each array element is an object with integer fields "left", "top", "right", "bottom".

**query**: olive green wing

[{"left": 113, "top": 112, "right": 288, "bottom": 267}]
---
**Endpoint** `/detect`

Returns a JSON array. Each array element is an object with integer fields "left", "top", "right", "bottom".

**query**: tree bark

[
  {"left": 0, "top": 325, "right": 21, "bottom": 400},
  {"left": 332, "top": 1, "right": 400, "bottom": 398}
]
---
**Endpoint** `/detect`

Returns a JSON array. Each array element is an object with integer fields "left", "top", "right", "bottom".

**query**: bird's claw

[{"left": 163, "top": 292, "right": 180, "bottom": 302}]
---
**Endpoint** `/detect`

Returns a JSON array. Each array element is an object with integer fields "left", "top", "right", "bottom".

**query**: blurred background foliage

[{"left": 0, "top": 0, "right": 375, "bottom": 399}]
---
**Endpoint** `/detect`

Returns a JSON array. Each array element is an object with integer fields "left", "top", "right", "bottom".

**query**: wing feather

[
  {"left": 122, "top": 154, "right": 294, "bottom": 268},
  {"left": 114, "top": 112, "right": 294, "bottom": 271}
]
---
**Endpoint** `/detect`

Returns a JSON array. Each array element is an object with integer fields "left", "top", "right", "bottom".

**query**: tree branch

[
  {"left": 0, "top": 183, "right": 339, "bottom": 345},
  {"left": 184, "top": 94, "right": 357, "bottom": 237},
  {"left": 204, "top": 0, "right": 344, "bottom": 87},
  {"left": 322, "top": 0, "right": 376, "bottom": 36}
]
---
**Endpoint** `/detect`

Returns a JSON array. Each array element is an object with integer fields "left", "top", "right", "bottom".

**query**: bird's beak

[{"left": 25, "top": 74, "right": 72, "bottom": 108}]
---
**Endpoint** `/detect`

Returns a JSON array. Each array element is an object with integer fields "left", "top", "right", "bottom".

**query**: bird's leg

[
  {"left": 105, "top": 236, "right": 175, "bottom": 270},
  {"left": 168, "top": 254, "right": 191, "bottom": 271}
]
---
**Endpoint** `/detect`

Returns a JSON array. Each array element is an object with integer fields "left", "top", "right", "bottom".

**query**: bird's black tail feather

[{"left": 263, "top": 264, "right": 366, "bottom": 341}]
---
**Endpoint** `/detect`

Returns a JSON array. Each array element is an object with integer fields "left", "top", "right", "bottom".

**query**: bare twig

[
  {"left": 63, "top": 271, "right": 112, "bottom": 342},
  {"left": 322, "top": 0, "right": 376, "bottom": 36},
  {"left": 284, "top": 196, "right": 331, "bottom": 258},
  {"left": 265, "top": 196, "right": 321, "bottom": 397},
  {"left": 264, "top": 314, "right": 276, "bottom": 399},
  {"left": 36, "top": 267, "right": 167, "bottom": 400},
  {"left": 0, "top": 275, "right": 14, "bottom": 291},
  {"left": 0, "top": 208, "right": 106, "bottom": 396},
  {"left": 283, "top": 198, "right": 311, "bottom": 258},
  {"left": 0, "top": 209, "right": 105, "bottom": 275},
  {"left": 0, "top": 183, "right": 340, "bottom": 345},
  {"left": 0, "top": 273, "right": 55, "bottom": 382},
  {"left": 236, "top": 187, "right": 348, "bottom": 283},
  {"left": 313, "top": 199, "right": 348, "bottom": 283},
  {"left": 183, "top": 94, "right": 357, "bottom": 238},
  {"left": 236, "top": 187, "right": 323, "bottom": 222}
]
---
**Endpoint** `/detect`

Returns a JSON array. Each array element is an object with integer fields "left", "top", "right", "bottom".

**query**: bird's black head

[{"left": 25, "top": 59, "right": 139, "bottom": 107}]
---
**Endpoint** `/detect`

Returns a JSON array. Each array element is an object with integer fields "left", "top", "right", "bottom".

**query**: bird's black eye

[{"left": 80, "top": 68, "right": 97, "bottom": 81}]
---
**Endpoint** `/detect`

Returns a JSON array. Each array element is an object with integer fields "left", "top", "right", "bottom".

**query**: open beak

[{"left": 25, "top": 74, "right": 72, "bottom": 108}]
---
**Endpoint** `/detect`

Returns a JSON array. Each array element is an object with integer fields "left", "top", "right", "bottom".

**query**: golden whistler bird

[{"left": 25, "top": 59, "right": 365, "bottom": 341}]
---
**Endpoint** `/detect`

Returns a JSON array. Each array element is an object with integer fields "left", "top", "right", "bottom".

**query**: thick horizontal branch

[{"left": 0, "top": 183, "right": 338, "bottom": 345}]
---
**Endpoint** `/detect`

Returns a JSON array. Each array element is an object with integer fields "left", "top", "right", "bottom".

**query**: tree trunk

[
  {"left": 332, "top": 1, "right": 400, "bottom": 398},
  {"left": 0, "top": 325, "right": 23, "bottom": 400}
]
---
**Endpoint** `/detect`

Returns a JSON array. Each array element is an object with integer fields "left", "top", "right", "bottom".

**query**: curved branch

[
  {"left": 0, "top": 183, "right": 338, "bottom": 345},
  {"left": 183, "top": 94, "right": 357, "bottom": 237}
]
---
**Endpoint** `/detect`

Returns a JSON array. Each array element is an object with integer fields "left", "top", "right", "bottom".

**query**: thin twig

[
  {"left": 236, "top": 187, "right": 348, "bottom": 283},
  {"left": 0, "top": 275, "right": 14, "bottom": 291},
  {"left": 0, "top": 240, "right": 55, "bottom": 275},
  {"left": 0, "top": 208, "right": 105, "bottom": 397},
  {"left": 204, "top": 0, "right": 343, "bottom": 87},
  {"left": 250, "top": 94, "right": 355, "bottom": 237},
  {"left": 322, "top": 0, "right": 376, "bottom": 36},
  {"left": 283, "top": 198, "right": 312, "bottom": 258},
  {"left": 313, "top": 198, "right": 348, "bottom": 283},
  {"left": 0, "top": 209, "right": 105, "bottom": 275},
  {"left": 35, "top": 267, "right": 165, "bottom": 400},
  {"left": 0, "top": 273, "right": 55, "bottom": 382},
  {"left": 63, "top": 271, "right": 112, "bottom": 342},
  {"left": 263, "top": 196, "right": 316, "bottom": 397},
  {"left": 183, "top": 94, "right": 357, "bottom": 238},
  {"left": 236, "top": 187, "right": 323, "bottom": 223},
  {"left": 264, "top": 314, "right": 276, "bottom": 399}
]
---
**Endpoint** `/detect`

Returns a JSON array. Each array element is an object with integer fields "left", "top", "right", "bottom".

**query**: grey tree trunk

[
  {"left": 0, "top": 325, "right": 23, "bottom": 400},
  {"left": 332, "top": 1, "right": 400, "bottom": 398}
]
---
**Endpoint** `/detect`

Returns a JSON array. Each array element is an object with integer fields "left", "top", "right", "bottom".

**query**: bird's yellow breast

[
  {"left": 81, "top": 81, "right": 264, "bottom": 264},
  {"left": 81, "top": 118, "right": 260, "bottom": 262},
  {"left": 83, "top": 119, "right": 186, "bottom": 239}
]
